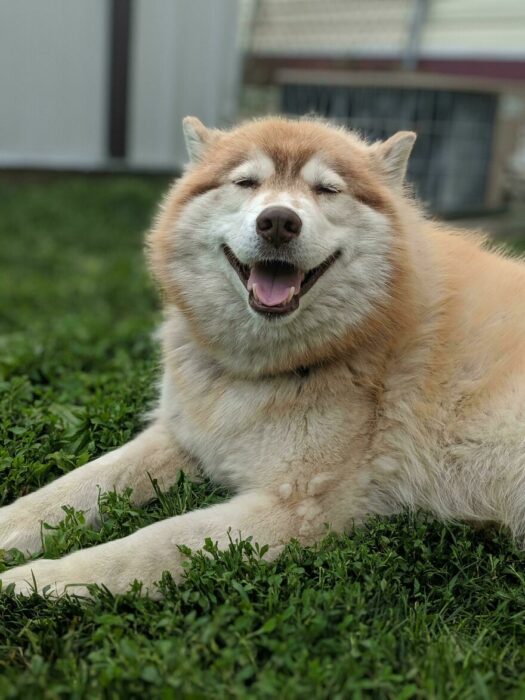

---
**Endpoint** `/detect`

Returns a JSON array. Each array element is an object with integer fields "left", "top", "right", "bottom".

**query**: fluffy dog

[{"left": 2, "top": 116, "right": 525, "bottom": 596}]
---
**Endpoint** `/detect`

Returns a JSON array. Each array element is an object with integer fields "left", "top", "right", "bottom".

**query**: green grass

[{"left": 1, "top": 177, "right": 525, "bottom": 699}]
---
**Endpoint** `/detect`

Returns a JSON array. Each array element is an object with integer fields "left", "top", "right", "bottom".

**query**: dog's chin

[{"left": 222, "top": 245, "right": 341, "bottom": 320}]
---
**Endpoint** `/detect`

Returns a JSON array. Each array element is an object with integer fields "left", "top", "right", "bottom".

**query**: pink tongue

[{"left": 248, "top": 264, "right": 302, "bottom": 307}]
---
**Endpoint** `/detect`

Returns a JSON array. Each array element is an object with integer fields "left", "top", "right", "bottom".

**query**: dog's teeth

[
  {"left": 247, "top": 279, "right": 253, "bottom": 292},
  {"left": 286, "top": 287, "right": 295, "bottom": 304},
  {"left": 252, "top": 284, "right": 260, "bottom": 301}
]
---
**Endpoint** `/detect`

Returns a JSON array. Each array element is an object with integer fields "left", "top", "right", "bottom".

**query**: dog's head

[{"left": 149, "top": 117, "right": 416, "bottom": 375}]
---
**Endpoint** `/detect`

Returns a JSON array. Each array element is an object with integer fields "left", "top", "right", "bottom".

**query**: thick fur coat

[{"left": 2, "top": 116, "right": 525, "bottom": 597}]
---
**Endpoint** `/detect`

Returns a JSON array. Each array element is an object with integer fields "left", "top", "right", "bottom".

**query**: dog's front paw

[
  {"left": 0, "top": 503, "right": 46, "bottom": 556},
  {"left": 0, "top": 536, "right": 166, "bottom": 598},
  {"left": 0, "top": 559, "right": 79, "bottom": 597},
  {"left": 0, "top": 558, "right": 90, "bottom": 597}
]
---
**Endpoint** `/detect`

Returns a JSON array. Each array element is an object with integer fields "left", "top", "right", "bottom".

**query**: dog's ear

[
  {"left": 182, "top": 116, "right": 220, "bottom": 163},
  {"left": 371, "top": 131, "right": 416, "bottom": 189}
]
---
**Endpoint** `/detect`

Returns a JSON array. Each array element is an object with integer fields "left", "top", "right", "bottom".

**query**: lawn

[{"left": 1, "top": 176, "right": 525, "bottom": 699}]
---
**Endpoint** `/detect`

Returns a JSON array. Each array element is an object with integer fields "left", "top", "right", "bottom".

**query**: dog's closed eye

[
  {"left": 234, "top": 178, "right": 259, "bottom": 189},
  {"left": 313, "top": 184, "right": 341, "bottom": 195}
]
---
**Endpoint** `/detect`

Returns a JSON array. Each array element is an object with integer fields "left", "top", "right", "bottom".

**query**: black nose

[{"left": 256, "top": 206, "right": 302, "bottom": 248}]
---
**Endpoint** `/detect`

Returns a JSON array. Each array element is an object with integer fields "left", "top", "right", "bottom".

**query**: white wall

[
  {"left": 247, "top": 0, "right": 525, "bottom": 61},
  {"left": 249, "top": 0, "right": 412, "bottom": 58},
  {"left": 0, "top": 0, "right": 108, "bottom": 168},
  {"left": 128, "top": 0, "right": 240, "bottom": 169},
  {"left": 421, "top": 0, "right": 525, "bottom": 59},
  {"left": 0, "top": 0, "right": 240, "bottom": 170}
]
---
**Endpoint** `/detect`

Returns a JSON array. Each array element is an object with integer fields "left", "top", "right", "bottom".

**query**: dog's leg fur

[
  {"left": 0, "top": 487, "right": 342, "bottom": 597},
  {"left": 0, "top": 422, "right": 192, "bottom": 554}
]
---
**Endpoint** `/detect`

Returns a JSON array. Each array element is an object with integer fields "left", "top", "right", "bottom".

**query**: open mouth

[{"left": 222, "top": 245, "right": 341, "bottom": 316}]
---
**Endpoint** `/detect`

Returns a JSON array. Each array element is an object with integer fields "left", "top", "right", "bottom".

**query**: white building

[
  {"left": 0, "top": 0, "right": 240, "bottom": 171},
  {"left": 245, "top": 0, "right": 525, "bottom": 77}
]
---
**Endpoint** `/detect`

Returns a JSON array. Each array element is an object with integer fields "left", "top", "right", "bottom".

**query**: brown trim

[
  {"left": 108, "top": 0, "right": 132, "bottom": 159},
  {"left": 418, "top": 59, "right": 525, "bottom": 82},
  {"left": 275, "top": 68, "right": 525, "bottom": 96},
  {"left": 246, "top": 56, "right": 525, "bottom": 87}
]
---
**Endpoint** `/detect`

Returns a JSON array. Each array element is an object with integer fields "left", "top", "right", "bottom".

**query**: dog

[{"left": 1, "top": 116, "right": 525, "bottom": 597}]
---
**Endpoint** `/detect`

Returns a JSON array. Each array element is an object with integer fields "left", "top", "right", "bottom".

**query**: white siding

[
  {"left": 421, "top": 0, "right": 525, "bottom": 58},
  {"left": 250, "top": 0, "right": 413, "bottom": 58},
  {"left": 128, "top": 0, "right": 240, "bottom": 169},
  {"left": 0, "top": 0, "right": 240, "bottom": 170},
  {"left": 0, "top": 0, "right": 108, "bottom": 168},
  {"left": 247, "top": 0, "right": 525, "bottom": 60}
]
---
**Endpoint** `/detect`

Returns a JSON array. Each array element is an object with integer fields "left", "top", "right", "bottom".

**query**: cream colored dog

[{"left": 2, "top": 116, "right": 525, "bottom": 597}]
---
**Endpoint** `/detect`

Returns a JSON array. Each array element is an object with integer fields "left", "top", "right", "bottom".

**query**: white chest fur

[{"left": 159, "top": 325, "right": 374, "bottom": 495}]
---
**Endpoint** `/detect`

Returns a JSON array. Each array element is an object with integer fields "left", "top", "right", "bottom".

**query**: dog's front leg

[
  {"left": 0, "top": 487, "right": 341, "bottom": 597},
  {"left": 0, "top": 421, "right": 194, "bottom": 555}
]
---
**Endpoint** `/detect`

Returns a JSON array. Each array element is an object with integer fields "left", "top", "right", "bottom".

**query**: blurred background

[{"left": 1, "top": 0, "right": 525, "bottom": 248}]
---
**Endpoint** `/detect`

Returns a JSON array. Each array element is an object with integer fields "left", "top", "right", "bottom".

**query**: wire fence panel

[{"left": 282, "top": 83, "right": 497, "bottom": 215}]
